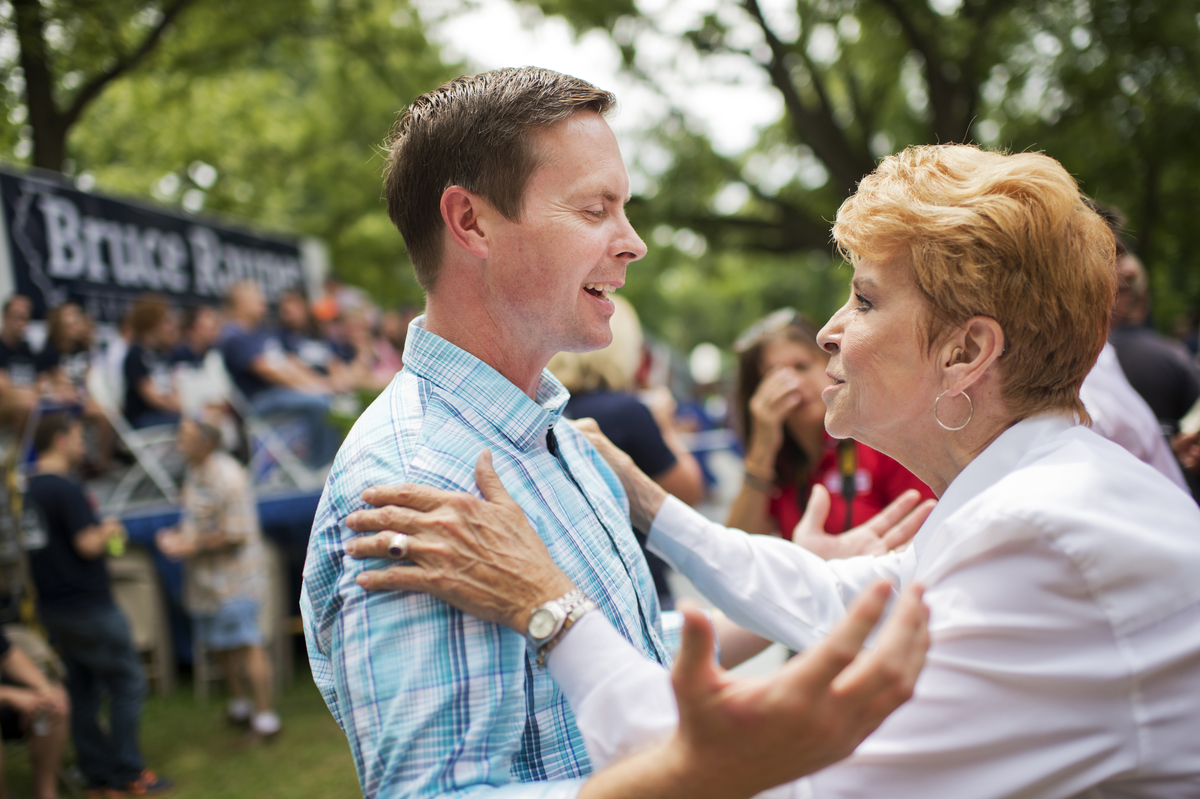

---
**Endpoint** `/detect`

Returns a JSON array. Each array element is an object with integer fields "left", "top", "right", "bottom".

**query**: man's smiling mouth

[{"left": 583, "top": 283, "right": 617, "bottom": 300}]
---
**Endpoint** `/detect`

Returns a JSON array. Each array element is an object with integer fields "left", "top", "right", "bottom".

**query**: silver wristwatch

[{"left": 525, "top": 588, "right": 596, "bottom": 668}]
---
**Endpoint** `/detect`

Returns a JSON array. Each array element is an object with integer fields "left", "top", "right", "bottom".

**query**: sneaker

[
  {"left": 109, "top": 770, "right": 175, "bottom": 797},
  {"left": 226, "top": 697, "right": 253, "bottom": 726},
  {"left": 250, "top": 710, "right": 282, "bottom": 739}
]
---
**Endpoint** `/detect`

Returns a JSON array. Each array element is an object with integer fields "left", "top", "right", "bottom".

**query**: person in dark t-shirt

[
  {"left": 23, "top": 415, "right": 174, "bottom": 797},
  {"left": 218, "top": 282, "right": 338, "bottom": 466},
  {"left": 121, "top": 295, "right": 180, "bottom": 428},
  {"left": 0, "top": 295, "right": 40, "bottom": 435},
  {"left": 36, "top": 302, "right": 92, "bottom": 404},
  {"left": 1110, "top": 250, "right": 1200, "bottom": 433}
]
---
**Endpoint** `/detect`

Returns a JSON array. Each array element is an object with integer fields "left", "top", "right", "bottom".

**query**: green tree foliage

[
  {"left": 0, "top": 0, "right": 457, "bottom": 307},
  {"left": 523, "top": 0, "right": 1200, "bottom": 349}
]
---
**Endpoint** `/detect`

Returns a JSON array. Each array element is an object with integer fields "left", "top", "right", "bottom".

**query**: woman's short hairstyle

[
  {"left": 127, "top": 293, "right": 170, "bottom": 341},
  {"left": 832, "top": 144, "right": 1116, "bottom": 423},
  {"left": 549, "top": 296, "right": 643, "bottom": 394},
  {"left": 385, "top": 67, "right": 615, "bottom": 291}
]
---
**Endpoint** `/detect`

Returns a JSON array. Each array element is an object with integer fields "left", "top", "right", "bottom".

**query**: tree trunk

[{"left": 12, "top": 0, "right": 68, "bottom": 172}]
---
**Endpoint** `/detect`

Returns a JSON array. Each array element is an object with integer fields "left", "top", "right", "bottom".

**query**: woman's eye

[
  {"left": 854, "top": 293, "right": 873, "bottom": 311},
  {"left": 585, "top": 207, "right": 605, "bottom": 218}
]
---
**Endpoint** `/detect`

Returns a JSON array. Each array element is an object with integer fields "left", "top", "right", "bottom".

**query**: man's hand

[
  {"left": 345, "top": 450, "right": 575, "bottom": 632},
  {"left": 0, "top": 682, "right": 65, "bottom": 719},
  {"left": 1171, "top": 431, "right": 1200, "bottom": 474},
  {"left": 0, "top": 686, "right": 42, "bottom": 717},
  {"left": 40, "top": 683, "right": 69, "bottom": 720},
  {"left": 156, "top": 527, "right": 195, "bottom": 561},
  {"left": 570, "top": 418, "right": 668, "bottom": 533},
  {"left": 792, "top": 485, "right": 936, "bottom": 560},
  {"left": 581, "top": 580, "right": 930, "bottom": 799}
]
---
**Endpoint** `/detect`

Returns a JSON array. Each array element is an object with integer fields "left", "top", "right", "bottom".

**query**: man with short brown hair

[{"left": 384, "top": 68, "right": 615, "bottom": 290}]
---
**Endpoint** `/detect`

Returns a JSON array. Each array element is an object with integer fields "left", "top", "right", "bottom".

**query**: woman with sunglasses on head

[{"left": 728, "top": 309, "right": 936, "bottom": 554}]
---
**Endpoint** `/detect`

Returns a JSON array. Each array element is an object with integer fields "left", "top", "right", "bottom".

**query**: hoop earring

[{"left": 934, "top": 390, "right": 973, "bottom": 432}]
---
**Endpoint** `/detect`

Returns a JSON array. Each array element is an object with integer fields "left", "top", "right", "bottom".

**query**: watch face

[{"left": 528, "top": 608, "right": 557, "bottom": 640}]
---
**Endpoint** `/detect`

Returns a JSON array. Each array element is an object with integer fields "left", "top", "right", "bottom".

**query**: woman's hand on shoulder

[
  {"left": 570, "top": 418, "right": 668, "bottom": 532},
  {"left": 344, "top": 450, "right": 575, "bottom": 632}
]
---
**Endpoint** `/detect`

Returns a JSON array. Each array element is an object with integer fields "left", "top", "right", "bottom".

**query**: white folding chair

[
  {"left": 222, "top": 385, "right": 326, "bottom": 493},
  {"left": 85, "top": 367, "right": 179, "bottom": 511}
]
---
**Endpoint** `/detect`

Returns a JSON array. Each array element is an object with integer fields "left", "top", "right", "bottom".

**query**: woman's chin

[{"left": 822, "top": 412, "right": 850, "bottom": 440}]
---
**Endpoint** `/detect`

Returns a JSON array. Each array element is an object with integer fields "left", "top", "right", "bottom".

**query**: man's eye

[{"left": 585, "top": 207, "right": 605, "bottom": 218}]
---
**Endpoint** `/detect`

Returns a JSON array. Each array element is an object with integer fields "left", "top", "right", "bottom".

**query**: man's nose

[{"left": 614, "top": 214, "right": 647, "bottom": 262}]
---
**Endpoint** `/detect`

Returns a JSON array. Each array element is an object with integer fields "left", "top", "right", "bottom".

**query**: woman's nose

[{"left": 817, "top": 315, "right": 841, "bottom": 355}]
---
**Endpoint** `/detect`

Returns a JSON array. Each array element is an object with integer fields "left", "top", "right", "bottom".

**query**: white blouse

[
  {"left": 1080, "top": 342, "right": 1188, "bottom": 491},
  {"left": 548, "top": 416, "right": 1200, "bottom": 798}
]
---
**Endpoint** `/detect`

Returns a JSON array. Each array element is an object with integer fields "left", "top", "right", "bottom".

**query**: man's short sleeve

[
  {"left": 220, "top": 331, "right": 265, "bottom": 374},
  {"left": 63, "top": 483, "right": 100, "bottom": 540},
  {"left": 215, "top": 457, "right": 256, "bottom": 545},
  {"left": 123, "top": 347, "right": 149, "bottom": 389}
]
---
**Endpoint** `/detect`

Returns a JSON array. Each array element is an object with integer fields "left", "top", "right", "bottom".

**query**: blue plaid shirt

[{"left": 302, "top": 318, "right": 681, "bottom": 799}]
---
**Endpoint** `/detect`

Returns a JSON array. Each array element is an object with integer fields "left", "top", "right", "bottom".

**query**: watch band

[
  {"left": 535, "top": 595, "right": 597, "bottom": 669},
  {"left": 526, "top": 588, "right": 583, "bottom": 651}
]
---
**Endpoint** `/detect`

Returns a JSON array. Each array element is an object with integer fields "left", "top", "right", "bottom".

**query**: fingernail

[
  {"left": 361, "top": 488, "right": 376, "bottom": 502},
  {"left": 356, "top": 574, "right": 368, "bottom": 586}
]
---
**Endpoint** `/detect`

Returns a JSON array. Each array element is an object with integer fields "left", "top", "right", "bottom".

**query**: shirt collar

[
  {"left": 401, "top": 315, "right": 570, "bottom": 452},
  {"left": 913, "top": 413, "right": 1077, "bottom": 559}
]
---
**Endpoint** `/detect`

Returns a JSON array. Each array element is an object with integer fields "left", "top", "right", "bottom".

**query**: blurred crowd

[
  {"left": 1, "top": 281, "right": 417, "bottom": 471},
  {"left": 0, "top": 281, "right": 415, "bottom": 797}
]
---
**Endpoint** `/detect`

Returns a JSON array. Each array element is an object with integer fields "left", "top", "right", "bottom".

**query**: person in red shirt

[{"left": 727, "top": 308, "right": 936, "bottom": 542}]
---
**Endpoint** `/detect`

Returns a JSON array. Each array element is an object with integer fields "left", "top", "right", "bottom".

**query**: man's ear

[
  {"left": 440, "top": 186, "right": 491, "bottom": 260},
  {"left": 938, "top": 316, "right": 1005, "bottom": 395}
]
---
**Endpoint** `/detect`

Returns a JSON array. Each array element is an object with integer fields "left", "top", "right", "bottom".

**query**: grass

[{"left": 4, "top": 664, "right": 362, "bottom": 799}]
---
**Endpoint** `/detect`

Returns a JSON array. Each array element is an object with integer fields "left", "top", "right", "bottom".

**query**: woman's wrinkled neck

[{"left": 909, "top": 394, "right": 1020, "bottom": 497}]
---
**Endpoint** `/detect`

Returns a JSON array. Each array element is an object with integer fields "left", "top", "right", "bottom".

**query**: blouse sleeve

[{"left": 647, "top": 496, "right": 907, "bottom": 652}]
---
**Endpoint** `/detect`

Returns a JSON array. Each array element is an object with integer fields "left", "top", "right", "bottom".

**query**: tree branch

[
  {"left": 741, "top": 0, "right": 873, "bottom": 192},
  {"left": 875, "top": 0, "right": 964, "bottom": 142},
  {"left": 62, "top": 0, "right": 196, "bottom": 130}
]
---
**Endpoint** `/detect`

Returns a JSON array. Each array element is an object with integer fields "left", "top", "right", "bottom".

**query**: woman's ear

[
  {"left": 440, "top": 186, "right": 491, "bottom": 260},
  {"left": 939, "top": 316, "right": 1005, "bottom": 393}
]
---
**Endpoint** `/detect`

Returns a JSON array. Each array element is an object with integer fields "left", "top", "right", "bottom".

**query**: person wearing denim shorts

[{"left": 157, "top": 418, "right": 279, "bottom": 738}]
